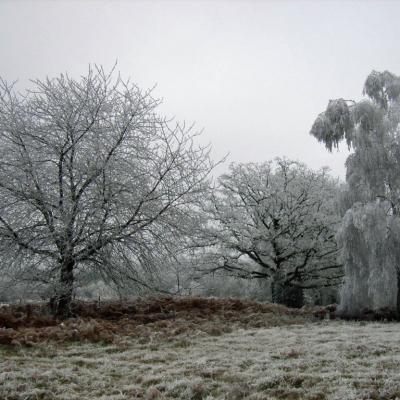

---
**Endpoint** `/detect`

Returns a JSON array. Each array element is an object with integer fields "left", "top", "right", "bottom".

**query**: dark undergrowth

[{"left": 0, "top": 296, "right": 334, "bottom": 346}]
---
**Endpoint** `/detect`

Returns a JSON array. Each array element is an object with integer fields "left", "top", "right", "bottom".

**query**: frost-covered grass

[{"left": 1, "top": 320, "right": 400, "bottom": 399}]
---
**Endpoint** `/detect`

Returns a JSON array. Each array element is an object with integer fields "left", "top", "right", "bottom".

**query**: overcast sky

[{"left": 1, "top": 0, "right": 400, "bottom": 180}]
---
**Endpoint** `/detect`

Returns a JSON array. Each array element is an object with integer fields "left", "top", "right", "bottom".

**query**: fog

[{"left": 1, "top": 0, "right": 400, "bottom": 178}]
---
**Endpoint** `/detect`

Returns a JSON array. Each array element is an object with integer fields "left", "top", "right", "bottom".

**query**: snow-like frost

[{"left": 3, "top": 321, "right": 400, "bottom": 399}]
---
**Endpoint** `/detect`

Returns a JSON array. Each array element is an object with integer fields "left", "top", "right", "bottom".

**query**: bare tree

[
  {"left": 0, "top": 66, "right": 215, "bottom": 317},
  {"left": 204, "top": 159, "right": 342, "bottom": 308}
]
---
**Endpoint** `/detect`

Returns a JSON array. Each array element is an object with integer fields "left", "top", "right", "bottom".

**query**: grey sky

[{"left": 1, "top": 0, "right": 400, "bottom": 179}]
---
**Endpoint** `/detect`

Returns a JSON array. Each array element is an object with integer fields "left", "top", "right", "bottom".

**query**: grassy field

[{"left": 1, "top": 299, "right": 400, "bottom": 399}]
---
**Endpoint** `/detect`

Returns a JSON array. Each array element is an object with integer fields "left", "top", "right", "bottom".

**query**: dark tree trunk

[
  {"left": 271, "top": 281, "right": 304, "bottom": 308},
  {"left": 53, "top": 257, "right": 75, "bottom": 319},
  {"left": 397, "top": 270, "right": 400, "bottom": 319}
]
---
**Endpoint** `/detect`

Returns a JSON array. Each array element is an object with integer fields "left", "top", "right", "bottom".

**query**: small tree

[
  {"left": 0, "top": 66, "right": 215, "bottom": 317},
  {"left": 310, "top": 70, "right": 400, "bottom": 318},
  {"left": 206, "top": 158, "right": 342, "bottom": 308}
]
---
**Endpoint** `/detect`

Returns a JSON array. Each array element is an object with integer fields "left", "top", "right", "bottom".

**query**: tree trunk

[
  {"left": 397, "top": 270, "right": 400, "bottom": 319},
  {"left": 54, "top": 257, "right": 75, "bottom": 319},
  {"left": 271, "top": 280, "right": 304, "bottom": 308}
]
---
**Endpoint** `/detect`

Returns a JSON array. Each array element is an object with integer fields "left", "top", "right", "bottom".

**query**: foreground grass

[{"left": 1, "top": 320, "right": 400, "bottom": 400}]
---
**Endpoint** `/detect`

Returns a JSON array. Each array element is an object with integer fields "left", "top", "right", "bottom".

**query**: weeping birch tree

[
  {"left": 0, "top": 66, "right": 215, "bottom": 317},
  {"left": 310, "top": 70, "right": 400, "bottom": 318}
]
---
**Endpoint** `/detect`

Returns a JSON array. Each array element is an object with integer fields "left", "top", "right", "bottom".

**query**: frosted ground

[{"left": 1, "top": 321, "right": 400, "bottom": 400}]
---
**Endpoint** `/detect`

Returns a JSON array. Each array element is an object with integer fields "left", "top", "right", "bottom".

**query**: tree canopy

[
  {"left": 0, "top": 66, "right": 215, "bottom": 316},
  {"left": 310, "top": 70, "right": 400, "bottom": 317},
  {"left": 205, "top": 158, "right": 342, "bottom": 308}
]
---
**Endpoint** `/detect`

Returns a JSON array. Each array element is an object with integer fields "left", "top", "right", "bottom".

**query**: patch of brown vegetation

[
  {"left": 0, "top": 296, "right": 324, "bottom": 346},
  {"left": 336, "top": 306, "right": 398, "bottom": 321}
]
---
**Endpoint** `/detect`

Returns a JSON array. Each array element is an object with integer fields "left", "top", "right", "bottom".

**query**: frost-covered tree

[
  {"left": 206, "top": 158, "right": 342, "bottom": 308},
  {"left": 336, "top": 202, "right": 399, "bottom": 316},
  {"left": 0, "top": 66, "right": 215, "bottom": 317},
  {"left": 311, "top": 70, "right": 400, "bottom": 318}
]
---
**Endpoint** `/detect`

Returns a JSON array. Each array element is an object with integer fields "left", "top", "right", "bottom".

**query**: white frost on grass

[{"left": 1, "top": 321, "right": 400, "bottom": 399}]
